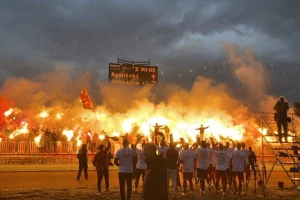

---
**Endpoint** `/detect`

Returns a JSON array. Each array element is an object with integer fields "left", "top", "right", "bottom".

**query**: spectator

[
  {"left": 248, "top": 147, "right": 257, "bottom": 178},
  {"left": 179, "top": 143, "right": 195, "bottom": 196},
  {"left": 93, "top": 136, "right": 111, "bottom": 195},
  {"left": 230, "top": 143, "right": 246, "bottom": 196},
  {"left": 143, "top": 143, "right": 168, "bottom": 200},
  {"left": 76, "top": 144, "right": 88, "bottom": 180},
  {"left": 166, "top": 141, "right": 179, "bottom": 200},
  {"left": 92, "top": 133, "right": 99, "bottom": 152},
  {"left": 134, "top": 140, "right": 147, "bottom": 193},
  {"left": 213, "top": 144, "right": 229, "bottom": 196},
  {"left": 273, "top": 96, "right": 289, "bottom": 142},
  {"left": 195, "top": 140, "right": 209, "bottom": 196},
  {"left": 114, "top": 139, "right": 136, "bottom": 200}
]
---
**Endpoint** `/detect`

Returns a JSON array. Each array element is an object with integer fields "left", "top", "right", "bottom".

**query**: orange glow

[
  {"left": 62, "top": 129, "right": 74, "bottom": 141},
  {"left": 56, "top": 113, "right": 62, "bottom": 119},
  {"left": 258, "top": 128, "right": 268, "bottom": 136},
  {"left": 9, "top": 122, "right": 29, "bottom": 139},
  {"left": 4, "top": 108, "right": 14, "bottom": 117},
  {"left": 34, "top": 134, "right": 41, "bottom": 144},
  {"left": 99, "top": 134, "right": 105, "bottom": 140},
  {"left": 39, "top": 111, "right": 49, "bottom": 118}
]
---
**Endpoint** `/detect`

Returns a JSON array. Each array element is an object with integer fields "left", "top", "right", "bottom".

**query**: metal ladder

[{"left": 260, "top": 112, "right": 300, "bottom": 190}]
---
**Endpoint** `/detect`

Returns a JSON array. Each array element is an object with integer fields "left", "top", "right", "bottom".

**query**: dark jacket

[
  {"left": 77, "top": 148, "right": 88, "bottom": 163},
  {"left": 143, "top": 155, "right": 168, "bottom": 200},
  {"left": 273, "top": 101, "right": 289, "bottom": 120},
  {"left": 93, "top": 141, "right": 111, "bottom": 169},
  {"left": 166, "top": 147, "right": 179, "bottom": 169}
]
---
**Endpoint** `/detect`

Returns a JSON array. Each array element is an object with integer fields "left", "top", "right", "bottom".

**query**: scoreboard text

[{"left": 109, "top": 63, "right": 158, "bottom": 86}]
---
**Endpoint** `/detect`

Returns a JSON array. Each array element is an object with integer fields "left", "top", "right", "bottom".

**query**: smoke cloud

[{"left": 0, "top": 43, "right": 287, "bottom": 145}]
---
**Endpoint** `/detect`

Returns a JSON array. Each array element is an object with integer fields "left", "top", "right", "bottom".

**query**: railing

[{"left": 0, "top": 141, "right": 98, "bottom": 154}]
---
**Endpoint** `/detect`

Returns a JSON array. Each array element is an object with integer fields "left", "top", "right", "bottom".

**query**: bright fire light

[
  {"left": 62, "top": 129, "right": 74, "bottom": 141},
  {"left": 113, "top": 132, "right": 120, "bottom": 137},
  {"left": 258, "top": 128, "right": 268, "bottom": 135},
  {"left": 39, "top": 111, "right": 49, "bottom": 118},
  {"left": 4, "top": 108, "right": 14, "bottom": 117},
  {"left": 122, "top": 118, "right": 135, "bottom": 133},
  {"left": 9, "top": 122, "right": 29, "bottom": 139},
  {"left": 99, "top": 134, "right": 105, "bottom": 140},
  {"left": 34, "top": 134, "right": 41, "bottom": 144},
  {"left": 56, "top": 113, "right": 62, "bottom": 119}
]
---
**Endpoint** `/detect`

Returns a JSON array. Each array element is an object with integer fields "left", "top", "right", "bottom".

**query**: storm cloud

[{"left": 0, "top": 0, "right": 300, "bottom": 102}]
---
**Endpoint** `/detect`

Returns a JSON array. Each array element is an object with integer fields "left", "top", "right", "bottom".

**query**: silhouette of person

[
  {"left": 143, "top": 143, "right": 168, "bottom": 200},
  {"left": 273, "top": 96, "right": 289, "bottom": 142},
  {"left": 153, "top": 123, "right": 164, "bottom": 136},
  {"left": 248, "top": 147, "right": 257, "bottom": 178},
  {"left": 93, "top": 136, "right": 111, "bottom": 195},
  {"left": 196, "top": 124, "right": 210, "bottom": 140},
  {"left": 76, "top": 144, "right": 88, "bottom": 180}
]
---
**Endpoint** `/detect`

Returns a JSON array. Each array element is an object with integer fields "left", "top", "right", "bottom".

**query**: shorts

[
  {"left": 244, "top": 164, "right": 250, "bottom": 173},
  {"left": 207, "top": 164, "right": 213, "bottom": 174},
  {"left": 196, "top": 168, "right": 207, "bottom": 179},
  {"left": 215, "top": 170, "right": 227, "bottom": 180},
  {"left": 183, "top": 172, "right": 193, "bottom": 180},
  {"left": 232, "top": 171, "right": 244, "bottom": 181},
  {"left": 226, "top": 168, "right": 232, "bottom": 176}
]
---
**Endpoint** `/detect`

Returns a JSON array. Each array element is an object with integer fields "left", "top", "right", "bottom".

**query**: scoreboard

[{"left": 109, "top": 63, "right": 158, "bottom": 86}]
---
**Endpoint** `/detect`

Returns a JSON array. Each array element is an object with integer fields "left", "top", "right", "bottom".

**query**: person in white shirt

[
  {"left": 225, "top": 140, "right": 235, "bottom": 189},
  {"left": 213, "top": 144, "right": 230, "bottom": 196},
  {"left": 241, "top": 143, "right": 250, "bottom": 185},
  {"left": 134, "top": 140, "right": 147, "bottom": 193},
  {"left": 190, "top": 142, "right": 199, "bottom": 184},
  {"left": 230, "top": 143, "right": 246, "bottom": 196},
  {"left": 179, "top": 143, "right": 195, "bottom": 196},
  {"left": 207, "top": 138, "right": 218, "bottom": 189},
  {"left": 114, "top": 139, "right": 136, "bottom": 200},
  {"left": 195, "top": 140, "right": 209, "bottom": 195}
]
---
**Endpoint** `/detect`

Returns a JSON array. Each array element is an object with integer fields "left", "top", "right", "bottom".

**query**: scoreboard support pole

[{"left": 118, "top": 57, "right": 150, "bottom": 66}]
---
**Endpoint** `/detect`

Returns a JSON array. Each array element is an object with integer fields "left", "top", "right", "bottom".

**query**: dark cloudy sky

[{"left": 0, "top": 0, "right": 300, "bottom": 102}]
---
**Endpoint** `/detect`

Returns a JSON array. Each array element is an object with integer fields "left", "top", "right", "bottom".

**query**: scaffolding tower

[{"left": 260, "top": 112, "right": 300, "bottom": 191}]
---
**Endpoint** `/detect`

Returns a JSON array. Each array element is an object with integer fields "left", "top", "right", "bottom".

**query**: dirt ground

[{"left": 0, "top": 169, "right": 299, "bottom": 199}]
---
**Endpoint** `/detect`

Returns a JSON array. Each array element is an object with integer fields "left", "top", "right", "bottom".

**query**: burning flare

[
  {"left": 4, "top": 108, "right": 14, "bottom": 117},
  {"left": 9, "top": 122, "right": 29, "bottom": 139}
]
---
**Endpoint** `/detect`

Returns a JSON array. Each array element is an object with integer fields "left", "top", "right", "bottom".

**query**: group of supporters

[{"left": 77, "top": 133, "right": 257, "bottom": 200}]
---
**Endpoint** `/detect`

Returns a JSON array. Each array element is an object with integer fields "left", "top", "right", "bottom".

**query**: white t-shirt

[
  {"left": 195, "top": 147, "right": 209, "bottom": 170},
  {"left": 115, "top": 147, "right": 136, "bottom": 173},
  {"left": 241, "top": 148, "right": 250, "bottom": 165},
  {"left": 156, "top": 146, "right": 169, "bottom": 158},
  {"left": 179, "top": 149, "right": 195, "bottom": 172},
  {"left": 136, "top": 148, "right": 147, "bottom": 169},
  {"left": 231, "top": 150, "right": 246, "bottom": 172},
  {"left": 213, "top": 150, "right": 229, "bottom": 171},
  {"left": 226, "top": 147, "right": 235, "bottom": 168}
]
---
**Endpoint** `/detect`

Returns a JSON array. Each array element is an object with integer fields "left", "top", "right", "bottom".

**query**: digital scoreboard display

[{"left": 109, "top": 63, "right": 158, "bottom": 86}]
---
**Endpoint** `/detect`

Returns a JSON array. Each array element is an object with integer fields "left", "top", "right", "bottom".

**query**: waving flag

[{"left": 80, "top": 87, "right": 93, "bottom": 109}]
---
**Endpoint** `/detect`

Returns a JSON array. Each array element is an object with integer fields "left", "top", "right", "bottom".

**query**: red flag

[{"left": 80, "top": 87, "right": 93, "bottom": 109}]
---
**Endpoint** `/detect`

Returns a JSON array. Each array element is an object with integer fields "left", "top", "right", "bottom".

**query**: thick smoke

[
  {"left": 0, "top": 43, "right": 290, "bottom": 145},
  {"left": 223, "top": 42, "right": 279, "bottom": 113}
]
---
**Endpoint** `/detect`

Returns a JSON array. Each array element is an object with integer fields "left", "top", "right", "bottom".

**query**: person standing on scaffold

[
  {"left": 273, "top": 96, "right": 289, "bottom": 143},
  {"left": 195, "top": 124, "right": 210, "bottom": 141},
  {"left": 153, "top": 123, "right": 164, "bottom": 136}
]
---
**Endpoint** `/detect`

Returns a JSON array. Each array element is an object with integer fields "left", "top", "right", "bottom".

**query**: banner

[{"left": 80, "top": 87, "right": 93, "bottom": 109}]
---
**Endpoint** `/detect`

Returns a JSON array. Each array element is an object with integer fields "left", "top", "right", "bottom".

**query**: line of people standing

[{"left": 76, "top": 133, "right": 257, "bottom": 200}]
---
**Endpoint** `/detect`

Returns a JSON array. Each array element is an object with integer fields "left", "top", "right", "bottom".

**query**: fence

[{"left": 0, "top": 141, "right": 87, "bottom": 154}]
